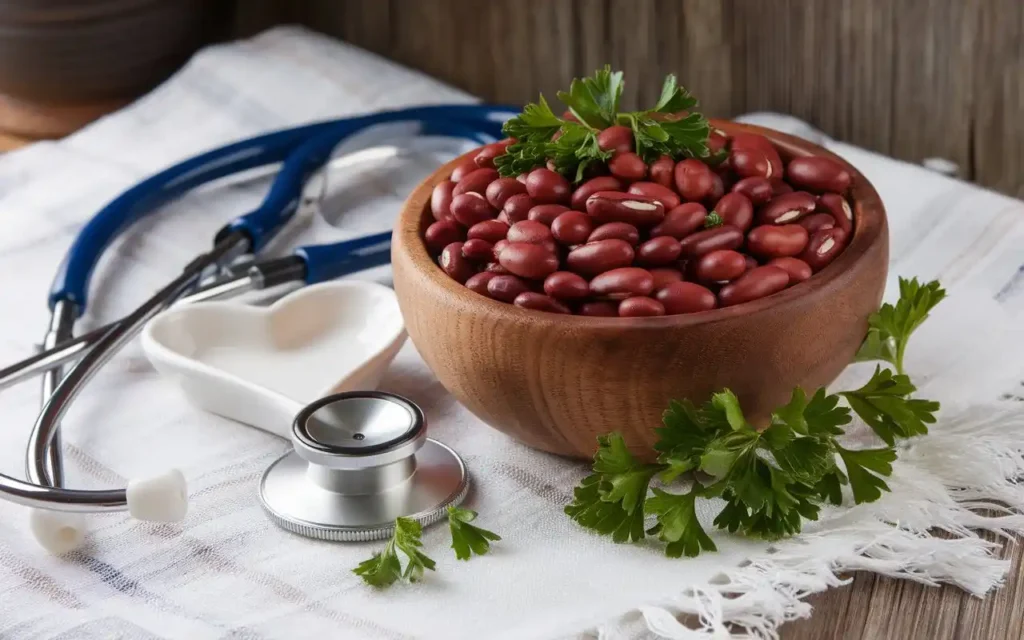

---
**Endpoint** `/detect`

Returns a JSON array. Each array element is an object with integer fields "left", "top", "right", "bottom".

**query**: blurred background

[{"left": 0, "top": 0, "right": 1018, "bottom": 197}]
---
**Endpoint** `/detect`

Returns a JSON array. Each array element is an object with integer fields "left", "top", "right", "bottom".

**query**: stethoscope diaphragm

[{"left": 258, "top": 391, "right": 468, "bottom": 542}]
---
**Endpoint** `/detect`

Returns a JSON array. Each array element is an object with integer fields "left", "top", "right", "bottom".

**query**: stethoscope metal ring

[{"left": 260, "top": 391, "right": 468, "bottom": 542}]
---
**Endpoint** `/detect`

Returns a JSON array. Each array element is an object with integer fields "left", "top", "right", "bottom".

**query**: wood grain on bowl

[{"left": 392, "top": 120, "right": 889, "bottom": 461}]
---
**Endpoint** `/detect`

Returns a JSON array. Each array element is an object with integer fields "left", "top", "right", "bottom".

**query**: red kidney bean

[
  {"left": 579, "top": 301, "right": 619, "bottom": 317},
  {"left": 706, "top": 173, "right": 725, "bottom": 206},
  {"left": 695, "top": 249, "right": 747, "bottom": 282},
  {"left": 609, "top": 152, "right": 647, "bottom": 181},
  {"left": 731, "top": 148, "right": 774, "bottom": 180},
  {"left": 651, "top": 203, "right": 707, "bottom": 239},
  {"left": 768, "top": 257, "right": 813, "bottom": 284},
  {"left": 628, "top": 182, "right": 681, "bottom": 210},
  {"left": 714, "top": 192, "right": 754, "bottom": 231},
  {"left": 771, "top": 179, "right": 794, "bottom": 196},
  {"left": 746, "top": 224, "right": 810, "bottom": 259},
  {"left": 484, "top": 177, "right": 527, "bottom": 209},
  {"left": 674, "top": 159, "right": 716, "bottom": 202},
  {"left": 678, "top": 224, "right": 744, "bottom": 257},
  {"left": 707, "top": 129, "right": 729, "bottom": 156},
  {"left": 619, "top": 297, "right": 665, "bottom": 317},
  {"left": 465, "top": 271, "right": 497, "bottom": 297},
  {"left": 488, "top": 275, "right": 533, "bottom": 303},
  {"left": 451, "top": 160, "right": 479, "bottom": 182},
  {"left": 566, "top": 239, "right": 635, "bottom": 276},
  {"left": 656, "top": 282, "right": 717, "bottom": 314},
  {"left": 730, "top": 133, "right": 784, "bottom": 178},
  {"left": 757, "top": 191, "right": 818, "bottom": 225},
  {"left": 637, "top": 236, "right": 683, "bottom": 266},
  {"left": 452, "top": 168, "right": 499, "bottom": 196},
  {"left": 440, "top": 242, "right": 476, "bottom": 283},
  {"left": 551, "top": 210, "right": 593, "bottom": 245},
  {"left": 649, "top": 155, "right": 675, "bottom": 188},
  {"left": 493, "top": 239, "right": 510, "bottom": 256},
  {"left": 516, "top": 173, "right": 529, "bottom": 184},
  {"left": 528, "top": 204, "right": 571, "bottom": 226},
  {"left": 526, "top": 168, "right": 571, "bottom": 204},
  {"left": 450, "top": 192, "right": 496, "bottom": 227},
  {"left": 718, "top": 266, "right": 790, "bottom": 307},
  {"left": 473, "top": 143, "right": 507, "bottom": 169},
  {"left": 596, "top": 125, "right": 634, "bottom": 153},
  {"left": 544, "top": 271, "right": 590, "bottom": 300},
  {"left": 798, "top": 213, "right": 836, "bottom": 234},
  {"left": 590, "top": 267, "right": 655, "bottom": 300},
  {"left": 507, "top": 220, "right": 556, "bottom": 251},
  {"left": 571, "top": 176, "right": 623, "bottom": 210},
  {"left": 716, "top": 264, "right": 786, "bottom": 305},
  {"left": 485, "top": 261, "right": 510, "bottom": 275},
  {"left": 461, "top": 238, "right": 494, "bottom": 262},
  {"left": 650, "top": 268, "right": 684, "bottom": 291},
  {"left": 424, "top": 219, "right": 465, "bottom": 254},
  {"left": 588, "top": 222, "right": 640, "bottom": 246},
  {"left": 816, "top": 193, "right": 853, "bottom": 234},
  {"left": 497, "top": 242, "right": 560, "bottom": 280},
  {"left": 731, "top": 176, "right": 773, "bottom": 205},
  {"left": 502, "top": 193, "right": 534, "bottom": 224},
  {"left": 468, "top": 219, "right": 510, "bottom": 244},
  {"left": 514, "top": 292, "right": 570, "bottom": 314},
  {"left": 799, "top": 227, "right": 849, "bottom": 271},
  {"left": 586, "top": 191, "right": 666, "bottom": 227},
  {"left": 431, "top": 181, "right": 457, "bottom": 221},
  {"left": 786, "top": 156, "right": 852, "bottom": 194}
]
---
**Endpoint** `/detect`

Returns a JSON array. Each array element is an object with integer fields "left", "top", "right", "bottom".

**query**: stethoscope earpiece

[{"left": 259, "top": 392, "right": 468, "bottom": 542}]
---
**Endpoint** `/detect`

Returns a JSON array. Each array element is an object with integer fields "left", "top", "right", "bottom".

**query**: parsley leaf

[
  {"left": 652, "top": 73, "right": 700, "bottom": 113},
  {"left": 855, "top": 278, "right": 946, "bottom": 374},
  {"left": 447, "top": 506, "right": 501, "bottom": 560},
  {"left": 646, "top": 487, "right": 717, "bottom": 557},
  {"left": 564, "top": 433, "right": 661, "bottom": 543},
  {"left": 501, "top": 94, "right": 561, "bottom": 142},
  {"left": 836, "top": 445, "right": 897, "bottom": 504},
  {"left": 496, "top": 67, "right": 710, "bottom": 180},
  {"left": 353, "top": 517, "right": 436, "bottom": 588},
  {"left": 841, "top": 366, "right": 939, "bottom": 445},
  {"left": 703, "top": 211, "right": 724, "bottom": 229},
  {"left": 654, "top": 399, "right": 720, "bottom": 482}
]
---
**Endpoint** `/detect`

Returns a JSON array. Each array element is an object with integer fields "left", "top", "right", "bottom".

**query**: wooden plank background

[
  {"left": 231, "top": 2, "right": 1024, "bottom": 638},
  {"left": 232, "top": 0, "right": 1024, "bottom": 199}
]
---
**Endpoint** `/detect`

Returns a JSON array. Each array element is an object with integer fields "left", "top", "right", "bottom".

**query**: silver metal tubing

[
  {"left": 0, "top": 269, "right": 264, "bottom": 393},
  {"left": 35, "top": 301, "right": 76, "bottom": 488},
  {"left": 0, "top": 232, "right": 250, "bottom": 513}
]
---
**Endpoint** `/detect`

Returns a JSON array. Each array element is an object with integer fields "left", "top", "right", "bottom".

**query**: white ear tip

[
  {"left": 29, "top": 509, "right": 87, "bottom": 555},
  {"left": 126, "top": 469, "right": 188, "bottom": 522}
]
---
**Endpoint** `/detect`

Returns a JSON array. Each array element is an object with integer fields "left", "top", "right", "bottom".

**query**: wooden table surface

[{"left": 783, "top": 527, "right": 1024, "bottom": 638}]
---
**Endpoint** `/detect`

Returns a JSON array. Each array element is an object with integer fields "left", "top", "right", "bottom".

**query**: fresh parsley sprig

[
  {"left": 855, "top": 277, "right": 946, "bottom": 374},
  {"left": 447, "top": 506, "right": 501, "bottom": 560},
  {"left": 566, "top": 279, "right": 946, "bottom": 557},
  {"left": 495, "top": 66, "right": 710, "bottom": 183},
  {"left": 353, "top": 517, "right": 436, "bottom": 588},
  {"left": 353, "top": 510, "right": 502, "bottom": 588}
]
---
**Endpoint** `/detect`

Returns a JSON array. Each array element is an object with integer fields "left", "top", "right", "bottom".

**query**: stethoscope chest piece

[{"left": 259, "top": 391, "right": 468, "bottom": 542}]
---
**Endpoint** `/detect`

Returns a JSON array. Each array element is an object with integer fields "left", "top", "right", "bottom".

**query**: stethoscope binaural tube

[{"left": 7, "top": 104, "right": 512, "bottom": 554}]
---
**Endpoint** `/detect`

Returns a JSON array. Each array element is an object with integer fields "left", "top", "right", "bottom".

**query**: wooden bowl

[{"left": 392, "top": 120, "right": 888, "bottom": 461}]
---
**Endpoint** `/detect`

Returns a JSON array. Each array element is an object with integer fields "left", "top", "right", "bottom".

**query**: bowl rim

[{"left": 396, "top": 118, "right": 887, "bottom": 328}]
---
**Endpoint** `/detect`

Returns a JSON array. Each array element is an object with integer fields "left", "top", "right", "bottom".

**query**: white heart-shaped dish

[{"left": 141, "top": 281, "right": 407, "bottom": 439}]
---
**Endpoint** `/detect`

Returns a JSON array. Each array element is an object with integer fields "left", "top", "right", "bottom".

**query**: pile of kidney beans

[{"left": 423, "top": 125, "right": 854, "bottom": 317}]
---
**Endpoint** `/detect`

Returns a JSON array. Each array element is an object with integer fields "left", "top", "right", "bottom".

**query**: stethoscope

[{"left": 0, "top": 103, "right": 516, "bottom": 553}]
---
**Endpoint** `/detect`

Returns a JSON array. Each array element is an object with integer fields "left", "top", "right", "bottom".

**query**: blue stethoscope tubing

[
  {"left": 52, "top": 104, "right": 513, "bottom": 313},
  {"left": 0, "top": 103, "right": 516, "bottom": 530}
]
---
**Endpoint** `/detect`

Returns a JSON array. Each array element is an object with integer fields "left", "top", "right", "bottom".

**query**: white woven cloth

[{"left": 2, "top": 26, "right": 1024, "bottom": 640}]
